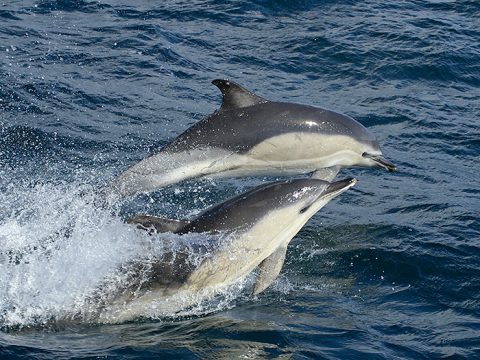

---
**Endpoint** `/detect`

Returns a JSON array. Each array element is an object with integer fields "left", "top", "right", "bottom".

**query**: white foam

[{"left": 0, "top": 179, "right": 249, "bottom": 328}]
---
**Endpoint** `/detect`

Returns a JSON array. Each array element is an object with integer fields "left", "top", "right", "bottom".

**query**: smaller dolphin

[
  {"left": 108, "top": 80, "right": 394, "bottom": 200},
  {"left": 99, "top": 177, "right": 356, "bottom": 322}
]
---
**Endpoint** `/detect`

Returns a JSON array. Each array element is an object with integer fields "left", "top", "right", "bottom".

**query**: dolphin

[
  {"left": 108, "top": 80, "right": 394, "bottom": 200},
  {"left": 98, "top": 177, "right": 356, "bottom": 322}
]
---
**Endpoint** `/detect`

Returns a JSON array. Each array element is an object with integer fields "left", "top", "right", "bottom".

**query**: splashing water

[{"left": 0, "top": 177, "right": 252, "bottom": 329}]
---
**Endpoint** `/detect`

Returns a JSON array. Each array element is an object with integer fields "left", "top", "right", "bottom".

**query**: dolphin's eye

[{"left": 299, "top": 206, "right": 310, "bottom": 214}]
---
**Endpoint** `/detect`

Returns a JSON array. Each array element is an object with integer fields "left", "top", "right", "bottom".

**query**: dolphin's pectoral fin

[
  {"left": 127, "top": 214, "right": 189, "bottom": 234},
  {"left": 203, "top": 150, "right": 235, "bottom": 171},
  {"left": 212, "top": 79, "right": 267, "bottom": 111},
  {"left": 310, "top": 166, "right": 340, "bottom": 182},
  {"left": 253, "top": 245, "right": 288, "bottom": 295}
]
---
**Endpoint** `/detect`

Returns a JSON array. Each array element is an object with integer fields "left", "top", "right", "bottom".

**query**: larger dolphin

[
  {"left": 98, "top": 177, "right": 356, "bottom": 322},
  {"left": 109, "top": 80, "right": 394, "bottom": 200}
]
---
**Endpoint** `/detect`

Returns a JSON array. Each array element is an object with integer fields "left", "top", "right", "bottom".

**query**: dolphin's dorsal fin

[
  {"left": 127, "top": 214, "right": 189, "bottom": 234},
  {"left": 253, "top": 245, "right": 288, "bottom": 295},
  {"left": 212, "top": 79, "right": 267, "bottom": 111}
]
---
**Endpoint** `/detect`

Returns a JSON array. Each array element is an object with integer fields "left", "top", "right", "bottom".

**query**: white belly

[{"left": 108, "top": 132, "right": 369, "bottom": 199}]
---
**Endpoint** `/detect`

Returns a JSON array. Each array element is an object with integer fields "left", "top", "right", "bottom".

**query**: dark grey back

[
  {"left": 178, "top": 178, "right": 329, "bottom": 235},
  {"left": 163, "top": 101, "right": 380, "bottom": 154}
]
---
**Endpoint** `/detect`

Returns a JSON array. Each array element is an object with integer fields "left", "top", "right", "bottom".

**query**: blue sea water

[{"left": 1, "top": 0, "right": 479, "bottom": 358}]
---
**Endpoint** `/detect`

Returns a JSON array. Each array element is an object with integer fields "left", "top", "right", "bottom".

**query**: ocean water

[{"left": 1, "top": 0, "right": 479, "bottom": 358}]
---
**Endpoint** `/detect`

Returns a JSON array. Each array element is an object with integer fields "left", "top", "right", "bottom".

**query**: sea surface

[{"left": 1, "top": 0, "right": 479, "bottom": 358}]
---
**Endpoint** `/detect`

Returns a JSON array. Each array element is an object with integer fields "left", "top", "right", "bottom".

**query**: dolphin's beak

[
  {"left": 324, "top": 177, "right": 357, "bottom": 198},
  {"left": 301, "top": 177, "right": 356, "bottom": 213},
  {"left": 362, "top": 153, "right": 396, "bottom": 172},
  {"left": 300, "top": 177, "right": 356, "bottom": 214}
]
